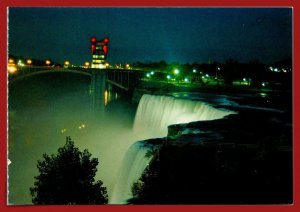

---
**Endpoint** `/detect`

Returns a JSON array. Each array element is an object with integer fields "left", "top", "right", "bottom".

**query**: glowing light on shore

[
  {"left": 27, "top": 59, "right": 32, "bottom": 65},
  {"left": 45, "top": 60, "right": 51, "bottom": 66},
  {"left": 8, "top": 58, "right": 14, "bottom": 64},
  {"left": 8, "top": 65, "right": 17, "bottom": 74}
]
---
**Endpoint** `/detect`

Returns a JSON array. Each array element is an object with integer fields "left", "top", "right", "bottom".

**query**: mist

[
  {"left": 8, "top": 72, "right": 237, "bottom": 204},
  {"left": 8, "top": 73, "right": 138, "bottom": 204}
]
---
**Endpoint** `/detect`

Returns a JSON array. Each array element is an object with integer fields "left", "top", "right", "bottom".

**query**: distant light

[
  {"left": 205, "top": 74, "right": 209, "bottom": 77},
  {"left": 202, "top": 76, "right": 205, "bottom": 79},
  {"left": 269, "top": 66, "right": 273, "bottom": 71},
  {"left": 103, "top": 38, "right": 109, "bottom": 43},
  {"left": 64, "top": 60, "right": 70, "bottom": 66},
  {"left": 78, "top": 124, "right": 85, "bottom": 130},
  {"left": 262, "top": 82, "right": 265, "bottom": 87},
  {"left": 17, "top": 60, "right": 25, "bottom": 67},
  {"left": 103, "top": 45, "right": 108, "bottom": 55},
  {"left": 26, "top": 59, "right": 32, "bottom": 65},
  {"left": 243, "top": 78, "right": 247, "bottom": 82},
  {"left": 45, "top": 60, "right": 51, "bottom": 66},
  {"left": 126, "top": 64, "right": 130, "bottom": 69},
  {"left": 259, "top": 93, "right": 267, "bottom": 98},
  {"left": 274, "top": 68, "right": 279, "bottom": 72},
  {"left": 174, "top": 69, "right": 179, "bottom": 75},
  {"left": 8, "top": 65, "right": 17, "bottom": 74},
  {"left": 184, "top": 77, "right": 189, "bottom": 82},
  {"left": 99, "top": 64, "right": 106, "bottom": 69},
  {"left": 91, "top": 37, "right": 96, "bottom": 43},
  {"left": 146, "top": 73, "right": 150, "bottom": 77},
  {"left": 217, "top": 67, "right": 221, "bottom": 70},
  {"left": 193, "top": 69, "right": 197, "bottom": 73},
  {"left": 167, "top": 75, "right": 171, "bottom": 79},
  {"left": 8, "top": 58, "right": 14, "bottom": 64},
  {"left": 283, "top": 69, "right": 287, "bottom": 73},
  {"left": 84, "top": 62, "right": 90, "bottom": 67},
  {"left": 151, "top": 71, "right": 154, "bottom": 75}
]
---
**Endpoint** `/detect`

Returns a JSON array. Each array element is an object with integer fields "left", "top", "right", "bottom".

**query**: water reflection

[
  {"left": 104, "top": 88, "right": 120, "bottom": 107},
  {"left": 8, "top": 73, "right": 127, "bottom": 205}
]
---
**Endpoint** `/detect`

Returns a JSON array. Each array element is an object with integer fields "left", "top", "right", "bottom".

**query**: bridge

[{"left": 8, "top": 66, "right": 144, "bottom": 114}]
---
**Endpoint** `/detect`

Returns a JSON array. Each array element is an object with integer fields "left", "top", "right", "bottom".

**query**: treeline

[
  {"left": 8, "top": 54, "right": 62, "bottom": 67},
  {"left": 132, "top": 57, "right": 292, "bottom": 89}
]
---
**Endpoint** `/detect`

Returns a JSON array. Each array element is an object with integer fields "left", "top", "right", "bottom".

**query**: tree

[
  {"left": 30, "top": 136, "right": 108, "bottom": 205},
  {"left": 223, "top": 58, "right": 239, "bottom": 86},
  {"left": 247, "top": 60, "right": 268, "bottom": 88}
]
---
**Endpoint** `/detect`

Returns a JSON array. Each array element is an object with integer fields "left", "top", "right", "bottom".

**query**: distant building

[{"left": 90, "top": 37, "right": 109, "bottom": 69}]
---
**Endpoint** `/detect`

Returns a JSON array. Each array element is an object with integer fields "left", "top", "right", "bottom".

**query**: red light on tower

[
  {"left": 91, "top": 44, "right": 96, "bottom": 54},
  {"left": 91, "top": 37, "right": 96, "bottom": 43},
  {"left": 103, "top": 38, "right": 109, "bottom": 43},
  {"left": 103, "top": 45, "right": 108, "bottom": 55}
]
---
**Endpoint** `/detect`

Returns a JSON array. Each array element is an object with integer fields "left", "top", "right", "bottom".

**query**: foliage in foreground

[{"left": 30, "top": 137, "right": 108, "bottom": 205}]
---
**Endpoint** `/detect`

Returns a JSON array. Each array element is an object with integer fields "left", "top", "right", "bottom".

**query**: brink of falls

[{"left": 110, "top": 94, "right": 236, "bottom": 204}]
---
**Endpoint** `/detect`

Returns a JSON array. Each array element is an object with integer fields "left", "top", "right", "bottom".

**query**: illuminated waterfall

[
  {"left": 133, "top": 94, "right": 235, "bottom": 140},
  {"left": 110, "top": 94, "right": 235, "bottom": 204},
  {"left": 110, "top": 141, "right": 153, "bottom": 204}
]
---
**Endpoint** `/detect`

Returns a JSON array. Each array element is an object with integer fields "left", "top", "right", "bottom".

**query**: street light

[
  {"left": 174, "top": 69, "right": 180, "bottom": 75},
  {"left": 26, "top": 59, "right": 32, "bottom": 65},
  {"left": 84, "top": 62, "right": 90, "bottom": 68},
  {"left": 17, "top": 60, "right": 25, "bottom": 67},
  {"left": 64, "top": 60, "right": 70, "bottom": 67},
  {"left": 8, "top": 65, "right": 17, "bottom": 74},
  {"left": 45, "top": 60, "right": 51, "bottom": 66},
  {"left": 216, "top": 67, "right": 221, "bottom": 79}
]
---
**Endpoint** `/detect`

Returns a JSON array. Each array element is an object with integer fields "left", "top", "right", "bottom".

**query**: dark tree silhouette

[
  {"left": 30, "top": 136, "right": 108, "bottom": 205},
  {"left": 223, "top": 58, "right": 239, "bottom": 86}
]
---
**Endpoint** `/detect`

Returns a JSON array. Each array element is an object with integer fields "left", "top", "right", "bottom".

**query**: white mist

[{"left": 109, "top": 94, "right": 235, "bottom": 204}]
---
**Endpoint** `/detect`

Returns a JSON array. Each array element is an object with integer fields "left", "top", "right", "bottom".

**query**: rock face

[
  {"left": 130, "top": 107, "right": 292, "bottom": 204},
  {"left": 168, "top": 107, "right": 292, "bottom": 147}
]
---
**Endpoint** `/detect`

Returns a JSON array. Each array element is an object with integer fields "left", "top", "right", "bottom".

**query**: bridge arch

[
  {"left": 8, "top": 67, "right": 143, "bottom": 116},
  {"left": 9, "top": 67, "right": 105, "bottom": 116},
  {"left": 9, "top": 68, "right": 93, "bottom": 83}
]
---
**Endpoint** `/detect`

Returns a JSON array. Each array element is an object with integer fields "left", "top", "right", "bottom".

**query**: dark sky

[{"left": 8, "top": 7, "right": 292, "bottom": 65}]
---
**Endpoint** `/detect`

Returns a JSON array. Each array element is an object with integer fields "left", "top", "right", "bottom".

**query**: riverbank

[
  {"left": 132, "top": 80, "right": 292, "bottom": 105},
  {"left": 129, "top": 107, "right": 292, "bottom": 204}
]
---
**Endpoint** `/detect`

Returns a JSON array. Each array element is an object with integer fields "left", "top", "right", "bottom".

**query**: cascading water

[
  {"left": 109, "top": 141, "right": 154, "bottom": 204},
  {"left": 133, "top": 94, "right": 236, "bottom": 139},
  {"left": 110, "top": 94, "right": 236, "bottom": 204}
]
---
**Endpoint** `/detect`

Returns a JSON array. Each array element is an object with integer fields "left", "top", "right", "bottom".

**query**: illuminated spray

[{"left": 110, "top": 94, "right": 236, "bottom": 204}]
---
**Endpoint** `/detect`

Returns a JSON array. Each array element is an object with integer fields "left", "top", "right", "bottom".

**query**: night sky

[{"left": 8, "top": 7, "right": 292, "bottom": 65}]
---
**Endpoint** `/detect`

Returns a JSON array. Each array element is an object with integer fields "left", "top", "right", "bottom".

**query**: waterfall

[
  {"left": 133, "top": 94, "right": 235, "bottom": 140},
  {"left": 110, "top": 94, "right": 235, "bottom": 204},
  {"left": 109, "top": 141, "right": 154, "bottom": 204}
]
